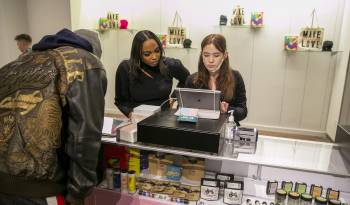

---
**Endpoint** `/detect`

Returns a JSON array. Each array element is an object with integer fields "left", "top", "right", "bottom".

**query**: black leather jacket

[{"left": 0, "top": 46, "right": 107, "bottom": 204}]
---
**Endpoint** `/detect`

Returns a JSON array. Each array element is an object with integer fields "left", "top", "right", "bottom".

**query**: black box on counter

[
  {"left": 137, "top": 110, "right": 227, "bottom": 153},
  {"left": 233, "top": 127, "right": 258, "bottom": 154}
]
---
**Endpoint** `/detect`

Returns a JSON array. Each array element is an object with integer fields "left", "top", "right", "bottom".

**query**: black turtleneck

[{"left": 115, "top": 57, "right": 190, "bottom": 116}]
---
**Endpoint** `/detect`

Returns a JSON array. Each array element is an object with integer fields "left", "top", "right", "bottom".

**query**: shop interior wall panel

[
  {"left": 69, "top": 0, "right": 344, "bottom": 136},
  {"left": 301, "top": 52, "right": 332, "bottom": 130},
  {"left": 280, "top": 53, "right": 309, "bottom": 128}
]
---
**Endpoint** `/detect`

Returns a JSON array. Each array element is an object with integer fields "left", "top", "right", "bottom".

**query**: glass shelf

[
  {"left": 96, "top": 28, "right": 137, "bottom": 34},
  {"left": 102, "top": 135, "right": 350, "bottom": 177},
  {"left": 215, "top": 25, "right": 262, "bottom": 28},
  {"left": 285, "top": 50, "right": 343, "bottom": 54}
]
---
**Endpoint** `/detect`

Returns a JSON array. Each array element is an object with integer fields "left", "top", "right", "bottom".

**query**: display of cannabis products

[
  {"left": 216, "top": 172, "right": 234, "bottom": 195},
  {"left": 327, "top": 188, "right": 340, "bottom": 200},
  {"left": 127, "top": 170, "right": 136, "bottom": 194},
  {"left": 282, "top": 181, "right": 293, "bottom": 193},
  {"left": 310, "top": 185, "right": 323, "bottom": 198},
  {"left": 300, "top": 193, "right": 313, "bottom": 205},
  {"left": 315, "top": 197, "right": 327, "bottom": 205},
  {"left": 328, "top": 199, "right": 341, "bottom": 205},
  {"left": 288, "top": 192, "right": 300, "bottom": 205},
  {"left": 200, "top": 178, "right": 220, "bottom": 201},
  {"left": 275, "top": 189, "right": 287, "bottom": 205},
  {"left": 120, "top": 170, "right": 128, "bottom": 193},
  {"left": 295, "top": 183, "right": 307, "bottom": 194},
  {"left": 223, "top": 181, "right": 243, "bottom": 205},
  {"left": 267, "top": 181, "right": 279, "bottom": 195}
]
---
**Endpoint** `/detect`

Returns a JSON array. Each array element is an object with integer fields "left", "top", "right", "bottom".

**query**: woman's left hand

[{"left": 220, "top": 101, "right": 229, "bottom": 113}]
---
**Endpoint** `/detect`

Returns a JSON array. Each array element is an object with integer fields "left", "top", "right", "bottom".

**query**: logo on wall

[{"left": 168, "top": 11, "right": 186, "bottom": 47}]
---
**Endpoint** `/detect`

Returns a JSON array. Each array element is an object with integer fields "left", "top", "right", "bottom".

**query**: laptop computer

[{"left": 174, "top": 88, "right": 221, "bottom": 119}]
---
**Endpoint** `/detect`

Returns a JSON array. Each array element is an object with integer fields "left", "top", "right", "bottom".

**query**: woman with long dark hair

[
  {"left": 186, "top": 34, "right": 247, "bottom": 122},
  {"left": 115, "top": 30, "right": 190, "bottom": 118}
]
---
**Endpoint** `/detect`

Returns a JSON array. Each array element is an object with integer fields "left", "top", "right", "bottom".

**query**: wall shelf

[
  {"left": 216, "top": 25, "right": 262, "bottom": 28},
  {"left": 96, "top": 28, "right": 137, "bottom": 35},
  {"left": 102, "top": 135, "right": 350, "bottom": 178},
  {"left": 285, "top": 50, "right": 343, "bottom": 54}
]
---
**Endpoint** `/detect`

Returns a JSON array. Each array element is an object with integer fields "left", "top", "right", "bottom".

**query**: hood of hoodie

[
  {"left": 32, "top": 28, "right": 94, "bottom": 55},
  {"left": 74, "top": 29, "right": 102, "bottom": 59}
]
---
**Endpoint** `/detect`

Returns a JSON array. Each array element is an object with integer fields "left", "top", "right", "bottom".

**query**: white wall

[
  {"left": 339, "top": 58, "right": 350, "bottom": 126},
  {"left": 70, "top": 0, "right": 347, "bottom": 137},
  {"left": 26, "top": 0, "right": 71, "bottom": 43},
  {"left": 0, "top": 0, "right": 29, "bottom": 66},
  {"left": 0, "top": 0, "right": 71, "bottom": 67},
  {"left": 326, "top": 0, "right": 350, "bottom": 141}
]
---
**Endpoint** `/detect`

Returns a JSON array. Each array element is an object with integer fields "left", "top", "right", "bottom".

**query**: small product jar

[
  {"left": 275, "top": 189, "right": 287, "bottom": 205},
  {"left": 300, "top": 193, "right": 313, "bottom": 205},
  {"left": 315, "top": 197, "right": 327, "bottom": 205},
  {"left": 328, "top": 199, "right": 341, "bottom": 205},
  {"left": 120, "top": 170, "right": 128, "bottom": 193},
  {"left": 288, "top": 192, "right": 300, "bottom": 205}
]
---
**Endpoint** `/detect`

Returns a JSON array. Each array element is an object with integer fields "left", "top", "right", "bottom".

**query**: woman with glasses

[
  {"left": 185, "top": 34, "right": 247, "bottom": 123},
  {"left": 115, "top": 30, "right": 190, "bottom": 118}
]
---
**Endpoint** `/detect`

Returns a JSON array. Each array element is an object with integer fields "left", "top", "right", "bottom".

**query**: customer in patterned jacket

[{"left": 0, "top": 28, "right": 107, "bottom": 205}]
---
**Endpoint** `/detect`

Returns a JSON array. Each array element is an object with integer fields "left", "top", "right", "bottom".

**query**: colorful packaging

[
  {"left": 157, "top": 34, "right": 167, "bottom": 48},
  {"left": 251, "top": 12, "right": 264, "bottom": 27},
  {"left": 128, "top": 170, "right": 136, "bottom": 194},
  {"left": 128, "top": 148, "right": 140, "bottom": 176},
  {"left": 166, "top": 165, "right": 182, "bottom": 181},
  {"left": 284, "top": 36, "right": 298, "bottom": 51},
  {"left": 113, "top": 169, "right": 121, "bottom": 191}
]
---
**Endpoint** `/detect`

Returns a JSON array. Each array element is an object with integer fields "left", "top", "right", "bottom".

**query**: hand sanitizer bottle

[{"left": 225, "top": 110, "right": 236, "bottom": 143}]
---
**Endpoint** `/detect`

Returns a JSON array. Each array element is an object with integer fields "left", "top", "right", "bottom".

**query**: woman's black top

[
  {"left": 185, "top": 69, "right": 248, "bottom": 122},
  {"left": 115, "top": 57, "right": 190, "bottom": 116}
]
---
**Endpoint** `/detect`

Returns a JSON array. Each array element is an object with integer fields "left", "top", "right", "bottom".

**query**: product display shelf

[
  {"left": 85, "top": 187, "right": 196, "bottom": 205},
  {"left": 88, "top": 170, "right": 350, "bottom": 205},
  {"left": 102, "top": 135, "right": 350, "bottom": 178},
  {"left": 87, "top": 187, "right": 272, "bottom": 205}
]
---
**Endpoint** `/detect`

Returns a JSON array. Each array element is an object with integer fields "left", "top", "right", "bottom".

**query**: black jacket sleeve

[
  {"left": 185, "top": 74, "right": 196, "bottom": 88},
  {"left": 229, "top": 70, "right": 248, "bottom": 122},
  {"left": 65, "top": 67, "right": 107, "bottom": 205},
  {"left": 165, "top": 57, "right": 190, "bottom": 87},
  {"left": 114, "top": 60, "right": 134, "bottom": 116}
]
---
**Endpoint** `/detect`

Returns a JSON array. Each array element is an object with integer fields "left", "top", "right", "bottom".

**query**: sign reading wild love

[
  {"left": 168, "top": 27, "right": 186, "bottom": 45},
  {"left": 299, "top": 27, "right": 324, "bottom": 50},
  {"left": 168, "top": 11, "right": 186, "bottom": 47}
]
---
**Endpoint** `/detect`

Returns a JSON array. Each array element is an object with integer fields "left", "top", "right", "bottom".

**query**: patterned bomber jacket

[{"left": 0, "top": 46, "right": 107, "bottom": 204}]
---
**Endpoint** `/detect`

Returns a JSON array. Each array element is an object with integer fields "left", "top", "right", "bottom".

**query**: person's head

[
  {"left": 129, "top": 30, "right": 165, "bottom": 76},
  {"left": 15, "top": 34, "right": 32, "bottom": 53},
  {"left": 196, "top": 34, "right": 234, "bottom": 101},
  {"left": 74, "top": 29, "right": 102, "bottom": 59}
]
